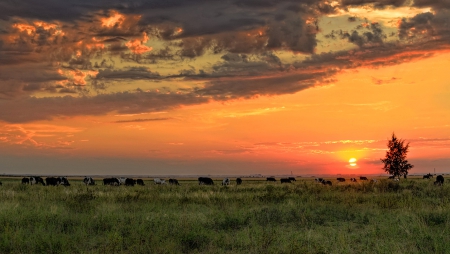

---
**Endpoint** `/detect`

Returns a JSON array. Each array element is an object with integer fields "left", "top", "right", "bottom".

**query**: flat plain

[{"left": 1, "top": 177, "right": 450, "bottom": 253}]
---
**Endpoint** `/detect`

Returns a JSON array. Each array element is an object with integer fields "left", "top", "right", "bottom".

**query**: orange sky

[{"left": 0, "top": 1, "right": 449, "bottom": 176}]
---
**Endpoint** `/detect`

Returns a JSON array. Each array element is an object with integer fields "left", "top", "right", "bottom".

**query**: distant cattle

[
  {"left": 22, "top": 177, "right": 30, "bottom": 184},
  {"left": 136, "top": 179, "right": 145, "bottom": 186},
  {"left": 316, "top": 178, "right": 332, "bottom": 186},
  {"left": 350, "top": 178, "right": 357, "bottom": 182},
  {"left": 118, "top": 178, "right": 127, "bottom": 185},
  {"left": 434, "top": 175, "right": 444, "bottom": 186},
  {"left": 169, "top": 179, "right": 179, "bottom": 185},
  {"left": 103, "top": 178, "right": 120, "bottom": 186},
  {"left": 30, "top": 177, "right": 45, "bottom": 186},
  {"left": 280, "top": 178, "right": 291, "bottom": 184},
  {"left": 266, "top": 177, "right": 276, "bottom": 182},
  {"left": 337, "top": 178, "right": 345, "bottom": 182},
  {"left": 124, "top": 178, "right": 135, "bottom": 186},
  {"left": 83, "top": 177, "right": 95, "bottom": 185},
  {"left": 46, "top": 177, "right": 70, "bottom": 186},
  {"left": 288, "top": 177, "right": 296, "bottom": 182},
  {"left": 423, "top": 173, "right": 433, "bottom": 179},
  {"left": 198, "top": 177, "right": 214, "bottom": 185},
  {"left": 360, "top": 176, "right": 368, "bottom": 181},
  {"left": 154, "top": 178, "right": 166, "bottom": 185},
  {"left": 222, "top": 178, "right": 230, "bottom": 186},
  {"left": 236, "top": 178, "right": 242, "bottom": 185},
  {"left": 315, "top": 178, "right": 324, "bottom": 183}
]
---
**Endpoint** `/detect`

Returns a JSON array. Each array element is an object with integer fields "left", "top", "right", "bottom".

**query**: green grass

[{"left": 1, "top": 178, "right": 450, "bottom": 253}]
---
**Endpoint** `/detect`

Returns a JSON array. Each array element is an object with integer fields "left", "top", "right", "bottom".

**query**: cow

[
  {"left": 280, "top": 178, "right": 291, "bottom": 184},
  {"left": 136, "top": 179, "right": 145, "bottom": 186},
  {"left": 0, "top": 181, "right": 2, "bottom": 186},
  {"left": 315, "top": 178, "right": 324, "bottom": 183},
  {"left": 434, "top": 175, "right": 444, "bottom": 186},
  {"left": 337, "top": 178, "right": 345, "bottom": 182},
  {"left": 423, "top": 173, "right": 433, "bottom": 179},
  {"left": 30, "top": 176, "right": 45, "bottom": 186},
  {"left": 236, "top": 178, "right": 242, "bottom": 185},
  {"left": 288, "top": 177, "right": 296, "bottom": 182},
  {"left": 83, "top": 177, "right": 95, "bottom": 185},
  {"left": 360, "top": 176, "right": 368, "bottom": 181},
  {"left": 22, "top": 177, "right": 30, "bottom": 184},
  {"left": 222, "top": 178, "right": 230, "bottom": 186},
  {"left": 350, "top": 178, "right": 357, "bottom": 182},
  {"left": 154, "top": 178, "right": 166, "bottom": 185},
  {"left": 103, "top": 178, "right": 120, "bottom": 186},
  {"left": 323, "top": 180, "right": 332, "bottom": 186},
  {"left": 125, "top": 178, "right": 135, "bottom": 186},
  {"left": 266, "top": 177, "right": 276, "bottom": 182},
  {"left": 198, "top": 177, "right": 214, "bottom": 185},
  {"left": 168, "top": 179, "right": 179, "bottom": 185},
  {"left": 59, "top": 177, "right": 70, "bottom": 186},
  {"left": 118, "top": 178, "right": 126, "bottom": 185}
]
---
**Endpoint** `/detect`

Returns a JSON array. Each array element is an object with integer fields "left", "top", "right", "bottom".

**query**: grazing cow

[
  {"left": 46, "top": 177, "right": 59, "bottom": 186},
  {"left": 125, "top": 178, "right": 135, "bottom": 186},
  {"left": 236, "top": 178, "right": 242, "bottom": 185},
  {"left": 59, "top": 177, "right": 70, "bottom": 186},
  {"left": 280, "top": 178, "right": 291, "bottom": 184},
  {"left": 337, "top": 178, "right": 346, "bottom": 182},
  {"left": 266, "top": 177, "right": 276, "bottom": 182},
  {"left": 350, "top": 178, "right": 357, "bottom": 182},
  {"left": 30, "top": 176, "right": 45, "bottom": 186},
  {"left": 434, "top": 175, "right": 444, "bottom": 186},
  {"left": 222, "top": 178, "right": 230, "bottom": 186},
  {"left": 360, "top": 176, "right": 368, "bottom": 181},
  {"left": 315, "top": 178, "right": 324, "bottom": 183},
  {"left": 288, "top": 177, "right": 296, "bottom": 182},
  {"left": 22, "top": 177, "right": 30, "bottom": 184},
  {"left": 136, "top": 179, "right": 145, "bottom": 186},
  {"left": 423, "top": 173, "right": 433, "bottom": 179},
  {"left": 103, "top": 178, "right": 120, "bottom": 186},
  {"left": 168, "top": 179, "right": 179, "bottom": 185},
  {"left": 198, "top": 177, "right": 214, "bottom": 185},
  {"left": 83, "top": 177, "right": 95, "bottom": 185},
  {"left": 118, "top": 178, "right": 126, "bottom": 185},
  {"left": 154, "top": 178, "right": 166, "bottom": 185},
  {"left": 323, "top": 180, "right": 332, "bottom": 186}
]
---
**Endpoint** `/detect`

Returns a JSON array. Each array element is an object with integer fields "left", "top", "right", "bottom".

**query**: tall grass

[{"left": 1, "top": 178, "right": 449, "bottom": 253}]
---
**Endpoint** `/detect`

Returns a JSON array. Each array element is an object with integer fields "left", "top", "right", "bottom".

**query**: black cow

[
  {"left": 323, "top": 180, "right": 332, "bottom": 186},
  {"left": 169, "top": 179, "right": 179, "bottom": 185},
  {"left": 22, "top": 177, "right": 30, "bottom": 184},
  {"left": 337, "top": 178, "right": 346, "bottom": 182},
  {"left": 0, "top": 181, "right": 2, "bottom": 186},
  {"left": 103, "top": 178, "right": 120, "bottom": 186},
  {"left": 59, "top": 177, "right": 70, "bottom": 186},
  {"left": 198, "top": 177, "right": 214, "bottom": 185},
  {"left": 434, "top": 175, "right": 444, "bottom": 186},
  {"left": 30, "top": 176, "right": 45, "bottom": 186},
  {"left": 288, "top": 177, "right": 296, "bottom": 182},
  {"left": 360, "top": 176, "right": 368, "bottom": 181},
  {"left": 236, "top": 178, "right": 242, "bottom": 185},
  {"left": 266, "top": 177, "right": 276, "bottom": 182},
  {"left": 423, "top": 173, "right": 433, "bottom": 179},
  {"left": 125, "top": 178, "right": 135, "bottom": 186},
  {"left": 280, "top": 178, "right": 291, "bottom": 184},
  {"left": 83, "top": 177, "right": 95, "bottom": 185},
  {"left": 136, "top": 179, "right": 145, "bottom": 186},
  {"left": 45, "top": 177, "right": 70, "bottom": 186}
]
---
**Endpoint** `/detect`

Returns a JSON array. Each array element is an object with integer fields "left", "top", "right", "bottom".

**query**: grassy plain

[{"left": 1, "top": 177, "right": 450, "bottom": 253}]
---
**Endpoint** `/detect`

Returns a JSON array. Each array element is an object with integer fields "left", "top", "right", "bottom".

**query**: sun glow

[{"left": 349, "top": 158, "right": 357, "bottom": 167}]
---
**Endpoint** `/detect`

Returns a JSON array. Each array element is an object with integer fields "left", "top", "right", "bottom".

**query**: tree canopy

[{"left": 380, "top": 133, "right": 414, "bottom": 178}]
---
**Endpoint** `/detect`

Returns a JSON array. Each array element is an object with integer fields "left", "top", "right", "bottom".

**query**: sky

[{"left": 0, "top": 0, "right": 449, "bottom": 176}]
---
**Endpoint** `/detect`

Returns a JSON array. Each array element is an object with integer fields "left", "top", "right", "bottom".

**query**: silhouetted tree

[{"left": 381, "top": 133, "right": 413, "bottom": 179}]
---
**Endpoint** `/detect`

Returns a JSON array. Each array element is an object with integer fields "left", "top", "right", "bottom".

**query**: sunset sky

[{"left": 0, "top": 0, "right": 449, "bottom": 176}]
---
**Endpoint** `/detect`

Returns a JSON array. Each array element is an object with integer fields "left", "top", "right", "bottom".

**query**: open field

[{"left": 1, "top": 177, "right": 450, "bottom": 253}]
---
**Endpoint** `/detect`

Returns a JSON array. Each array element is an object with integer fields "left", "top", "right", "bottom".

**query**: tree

[{"left": 380, "top": 133, "right": 414, "bottom": 179}]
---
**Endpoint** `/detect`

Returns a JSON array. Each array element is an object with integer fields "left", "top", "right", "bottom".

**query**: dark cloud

[
  {"left": 95, "top": 67, "right": 161, "bottom": 80},
  {"left": 113, "top": 117, "right": 171, "bottom": 123},
  {"left": 340, "top": 0, "right": 407, "bottom": 8}
]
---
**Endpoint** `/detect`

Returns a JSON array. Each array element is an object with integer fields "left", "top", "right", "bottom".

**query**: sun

[{"left": 349, "top": 158, "right": 357, "bottom": 167}]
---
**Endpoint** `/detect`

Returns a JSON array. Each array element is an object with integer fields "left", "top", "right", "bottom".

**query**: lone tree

[{"left": 381, "top": 133, "right": 414, "bottom": 179}]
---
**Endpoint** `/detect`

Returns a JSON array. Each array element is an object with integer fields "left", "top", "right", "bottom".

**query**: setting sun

[{"left": 349, "top": 158, "right": 357, "bottom": 167}]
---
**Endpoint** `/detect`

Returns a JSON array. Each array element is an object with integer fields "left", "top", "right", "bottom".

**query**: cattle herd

[{"left": 1, "top": 174, "right": 445, "bottom": 187}]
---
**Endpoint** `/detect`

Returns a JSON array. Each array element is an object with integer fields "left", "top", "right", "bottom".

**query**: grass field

[{"left": 1, "top": 177, "right": 450, "bottom": 253}]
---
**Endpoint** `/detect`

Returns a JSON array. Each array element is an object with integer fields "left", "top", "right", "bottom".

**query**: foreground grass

[{"left": 1, "top": 178, "right": 450, "bottom": 253}]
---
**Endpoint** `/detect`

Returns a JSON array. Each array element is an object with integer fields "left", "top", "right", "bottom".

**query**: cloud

[{"left": 113, "top": 117, "right": 171, "bottom": 123}]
